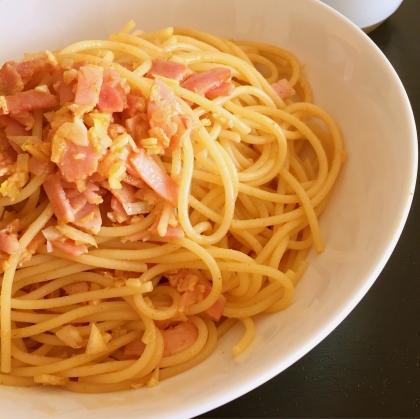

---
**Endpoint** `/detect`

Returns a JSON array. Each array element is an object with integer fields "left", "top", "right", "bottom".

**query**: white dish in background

[
  {"left": 320, "top": 0, "right": 404, "bottom": 32},
  {"left": 0, "top": 0, "right": 416, "bottom": 418}
]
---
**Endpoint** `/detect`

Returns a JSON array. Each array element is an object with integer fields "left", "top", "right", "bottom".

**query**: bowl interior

[{"left": 0, "top": 0, "right": 416, "bottom": 418}]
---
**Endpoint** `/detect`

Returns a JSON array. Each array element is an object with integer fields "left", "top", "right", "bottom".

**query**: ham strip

[
  {"left": 162, "top": 322, "right": 198, "bottom": 357},
  {"left": 147, "top": 59, "right": 192, "bottom": 82},
  {"left": 181, "top": 67, "right": 232, "bottom": 96},
  {"left": 97, "top": 69, "right": 127, "bottom": 113},
  {"left": 74, "top": 64, "right": 103, "bottom": 107},
  {"left": 129, "top": 149, "right": 179, "bottom": 208},
  {"left": 43, "top": 173, "right": 75, "bottom": 223},
  {"left": 0, "top": 62, "right": 23, "bottom": 95},
  {"left": 72, "top": 202, "right": 102, "bottom": 235},
  {"left": 0, "top": 90, "right": 57, "bottom": 115},
  {"left": 271, "top": 78, "right": 296, "bottom": 99},
  {"left": 56, "top": 140, "right": 102, "bottom": 183},
  {"left": 0, "top": 220, "right": 20, "bottom": 255},
  {"left": 52, "top": 239, "right": 88, "bottom": 256}
]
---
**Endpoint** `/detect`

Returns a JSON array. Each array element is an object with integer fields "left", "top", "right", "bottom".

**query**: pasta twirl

[{"left": 0, "top": 22, "right": 344, "bottom": 392}]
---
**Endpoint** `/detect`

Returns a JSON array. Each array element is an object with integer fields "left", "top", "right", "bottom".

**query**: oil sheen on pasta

[{"left": 0, "top": 21, "right": 345, "bottom": 392}]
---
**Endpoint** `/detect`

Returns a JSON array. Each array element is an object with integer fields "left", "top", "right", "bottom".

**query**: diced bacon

[
  {"left": 125, "top": 113, "right": 149, "bottom": 142},
  {"left": 205, "top": 82, "right": 234, "bottom": 100},
  {"left": 0, "top": 90, "right": 58, "bottom": 115},
  {"left": 63, "top": 187, "right": 79, "bottom": 199},
  {"left": 181, "top": 67, "right": 232, "bottom": 97},
  {"left": 0, "top": 62, "right": 23, "bottom": 95},
  {"left": 88, "top": 172, "right": 106, "bottom": 184},
  {"left": 29, "top": 156, "right": 52, "bottom": 177},
  {"left": 271, "top": 78, "right": 296, "bottom": 99},
  {"left": 123, "top": 94, "right": 146, "bottom": 118},
  {"left": 97, "top": 84, "right": 124, "bottom": 113},
  {"left": 154, "top": 319, "right": 173, "bottom": 330},
  {"left": 59, "top": 79, "right": 76, "bottom": 105},
  {"left": 167, "top": 269, "right": 199, "bottom": 292},
  {"left": 97, "top": 69, "right": 127, "bottom": 113},
  {"left": 56, "top": 140, "right": 101, "bottom": 183},
  {"left": 26, "top": 230, "right": 47, "bottom": 255},
  {"left": 147, "top": 79, "right": 183, "bottom": 140},
  {"left": 123, "top": 338, "right": 146, "bottom": 359},
  {"left": 165, "top": 114, "right": 191, "bottom": 153},
  {"left": 1, "top": 58, "right": 46, "bottom": 96},
  {"left": 14, "top": 58, "right": 45, "bottom": 84},
  {"left": 52, "top": 239, "right": 88, "bottom": 256},
  {"left": 110, "top": 182, "right": 137, "bottom": 205},
  {"left": 161, "top": 322, "right": 198, "bottom": 357},
  {"left": 72, "top": 202, "right": 102, "bottom": 235},
  {"left": 118, "top": 62, "right": 135, "bottom": 71},
  {"left": 82, "top": 181, "right": 103, "bottom": 205},
  {"left": 63, "top": 281, "right": 89, "bottom": 295},
  {"left": 69, "top": 195, "right": 87, "bottom": 213},
  {"left": 74, "top": 64, "right": 104, "bottom": 107},
  {"left": 10, "top": 112, "right": 35, "bottom": 131},
  {"left": 110, "top": 196, "right": 130, "bottom": 221},
  {"left": 167, "top": 270, "right": 226, "bottom": 321},
  {"left": 146, "top": 59, "right": 192, "bottom": 82},
  {"left": 129, "top": 149, "right": 179, "bottom": 207},
  {"left": 1, "top": 115, "right": 27, "bottom": 137},
  {"left": 123, "top": 174, "right": 148, "bottom": 189},
  {"left": 50, "top": 114, "right": 73, "bottom": 131},
  {"left": 0, "top": 219, "right": 20, "bottom": 254},
  {"left": 64, "top": 182, "right": 102, "bottom": 206},
  {"left": 43, "top": 173, "right": 75, "bottom": 223},
  {"left": 73, "top": 61, "right": 89, "bottom": 71},
  {"left": 196, "top": 279, "right": 226, "bottom": 321},
  {"left": 148, "top": 213, "right": 184, "bottom": 239},
  {"left": 0, "top": 235, "right": 20, "bottom": 255},
  {"left": 150, "top": 223, "right": 184, "bottom": 239},
  {"left": 202, "top": 285, "right": 226, "bottom": 321},
  {"left": 179, "top": 289, "right": 203, "bottom": 313}
]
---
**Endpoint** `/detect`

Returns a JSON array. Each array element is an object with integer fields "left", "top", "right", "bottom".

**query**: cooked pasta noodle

[{"left": 0, "top": 21, "right": 344, "bottom": 392}]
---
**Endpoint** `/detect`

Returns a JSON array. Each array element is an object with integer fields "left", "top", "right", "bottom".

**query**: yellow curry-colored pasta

[{"left": 0, "top": 21, "right": 344, "bottom": 392}]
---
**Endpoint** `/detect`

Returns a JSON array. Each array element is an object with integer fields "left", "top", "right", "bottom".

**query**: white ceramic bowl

[
  {"left": 320, "top": 0, "right": 404, "bottom": 33},
  {"left": 0, "top": 0, "right": 416, "bottom": 418}
]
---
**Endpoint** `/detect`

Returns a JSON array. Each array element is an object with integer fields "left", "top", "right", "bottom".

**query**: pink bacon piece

[
  {"left": 146, "top": 59, "right": 192, "bottom": 82},
  {"left": 181, "top": 67, "right": 232, "bottom": 96},
  {"left": 147, "top": 78, "right": 184, "bottom": 141},
  {"left": 148, "top": 213, "right": 184, "bottom": 239},
  {"left": 0, "top": 58, "right": 45, "bottom": 95},
  {"left": 0, "top": 220, "right": 20, "bottom": 255},
  {"left": 129, "top": 148, "right": 179, "bottom": 208},
  {"left": 52, "top": 239, "right": 88, "bottom": 256},
  {"left": 0, "top": 62, "right": 23, "bottom": 95},
  {"left": 56, "top": 140, "right": 101, "bottom": 184},
  {"left": 168, "top": 270, "right": 226, "bottom": 321},
  {"left": 14, "top": 58, "right": 46, "bottom": 85},
  {"left": 122, "top": 322, "right": 199, "bottom": 359},
  {"left": 162, "top": 322, "right": 199, "bottom": 357},
  {"left": 205, "top": 82, "right": 234, "bottom": 100},
  {"left": 271, "top": 78, "right": 296, "bottom": 99},
  {"left": 72, "top": 202, "right": 102, "bottom": 235},
  {"left": 74, "top": 64, "right": 103, "bottom": 108},
  {"left": 0, "top": 90, "right": 57, "bottom": 115},
  {"left": 97, "top": 69, "right": 127, "bottom": 113},
  {"left": 43, "top": 173, "right": 75, "bottom": 223}
]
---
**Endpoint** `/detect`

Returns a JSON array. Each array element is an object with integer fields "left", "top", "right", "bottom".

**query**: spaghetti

[{"left": 0, "top": 22, "right": 344, "bottom": 392}]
